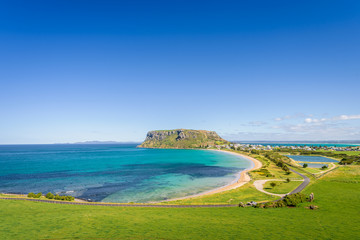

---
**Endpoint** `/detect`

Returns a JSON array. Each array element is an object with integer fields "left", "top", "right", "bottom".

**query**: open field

[
  {"left": 263, "top": 180, "right": 303, "bottom": 194},
  {"left": 0, "top": 166, "right": 359, "bottom": 239},
  {"left": 317, "top": 150, "right": 360, "bottom": 156},
  {"left": 165, "top": 182, "right": 277, "bottom": 205},
  {"left": 302, "top": 167, "right": 324, "bottom": 174}
]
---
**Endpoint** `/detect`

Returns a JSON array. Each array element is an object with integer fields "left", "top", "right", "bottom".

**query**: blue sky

[{"left": 0, "top": 0, "right": 359, "bottom": 143}]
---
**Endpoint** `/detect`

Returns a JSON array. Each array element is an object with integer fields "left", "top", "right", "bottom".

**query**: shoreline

[
  {"left": 1, "top": 149, "right": 262, "bottom": 204},
  {"left": 158, "top": 149, "right": 262, "bottom": 202}
]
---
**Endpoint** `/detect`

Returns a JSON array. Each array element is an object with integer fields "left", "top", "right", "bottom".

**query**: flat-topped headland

[{"left": 137, "top": 129, "right": 229, "bottom": 149}]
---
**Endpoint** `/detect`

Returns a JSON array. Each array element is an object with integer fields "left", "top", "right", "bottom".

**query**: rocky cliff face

[{"left": 138, "top": 129, "right": 229, "bottom": 148}]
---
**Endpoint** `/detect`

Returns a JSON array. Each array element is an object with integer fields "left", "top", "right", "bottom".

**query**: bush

[
  {"left": 270, "top": 182, "right": 277, "bottom": 188},
  {"left": 282, "top": 193, "right": 307, "bottom": 207},
  {"left": 273, "top": 201, "right": 286, "bottom": 208},
  {"left": 45, "top": 192, "right": 54, "bottom": 199},
  {"left": 27, "top": 192, "right": 35, "bottom": 198},
  {"left": 53, "top": 194, "right": 74, "bottom": 201},
  {"left": 254, "top": 203, "right": 265, "bottom": 208},
  {"left": 286, "top": 178, "right": 291, "bottom": 183},
  {"left": 254, "top": 193, "right": 308, "bottom": 209},
  {"left": 263, "top": 202, "right": 273, "bottom": 208},
  {"left": 303, "top": 163, "right": 308, "bottom": 168},
  {"left": 27, "top": 192, "right": 42, "bottom": 198},
  {"left": 321, "top": 165, "right": 328, "bottom": 170}
]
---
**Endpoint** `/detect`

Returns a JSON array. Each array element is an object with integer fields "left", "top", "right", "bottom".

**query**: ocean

[{"left": 0, "top": 144, "right": 252, "bottom": 203}]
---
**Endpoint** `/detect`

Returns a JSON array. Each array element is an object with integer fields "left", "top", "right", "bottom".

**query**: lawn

[
  {"left": 302, "top": 167, "right": 324, "bottom": 174},
  {"left": 165, "top": 182, "right": 277, "bottom": 205},
  {"left": 0, "top": 166, "right": 359, "bottom": 239},
  {"left": 318, "top": 150, "right": 360, "bottom": 156},
  {"left": 263, "top": 180, "right": 303, "bottom": 194}
]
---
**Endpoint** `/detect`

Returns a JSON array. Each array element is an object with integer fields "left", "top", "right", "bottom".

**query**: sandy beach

[{"left": 160, "top": 150, "right": 262, "bottom": 202}]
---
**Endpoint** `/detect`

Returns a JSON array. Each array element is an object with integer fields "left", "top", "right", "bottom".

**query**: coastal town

[{"left": 215, "top": 143, "right": 360, "bottom": 152}]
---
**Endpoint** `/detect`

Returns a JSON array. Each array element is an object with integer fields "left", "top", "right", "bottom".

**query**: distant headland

[{"left": 137, "top": 129, "right": 229, "bottom": 148}]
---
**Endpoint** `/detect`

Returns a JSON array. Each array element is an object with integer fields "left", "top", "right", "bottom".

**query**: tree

[
  {"left": 286, "top": 178, "right": 291, "bottom": 183},
  {"left": 270, "top": 182, "right": 277, "bottom": 188},
  {"left": 303, "top": 163, "right": 308, "bottom": 168}
]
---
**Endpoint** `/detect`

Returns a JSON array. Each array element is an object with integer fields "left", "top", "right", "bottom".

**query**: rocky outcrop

[{"left": 137, "top": 129, "right": 229, "bottom": 149}]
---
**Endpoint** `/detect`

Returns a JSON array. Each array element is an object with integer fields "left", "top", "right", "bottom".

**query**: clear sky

[{"left": 0, "top": 0, "right": 359, "bottom": 144}]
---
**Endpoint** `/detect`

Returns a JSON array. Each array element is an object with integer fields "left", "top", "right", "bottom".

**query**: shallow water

[
  {"left": 0, "top": 144, "right": 252, "bottom": 202},
  {"left": 286, "top": 155, "right": 338, "bottom": 163},
  {"left": 298, "top": 163, "right": 328, "bottom": 168}
]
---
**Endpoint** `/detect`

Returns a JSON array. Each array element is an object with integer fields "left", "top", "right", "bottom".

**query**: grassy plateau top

[{"left": 137, "top": 129, "right": 229, "bottom": 149}]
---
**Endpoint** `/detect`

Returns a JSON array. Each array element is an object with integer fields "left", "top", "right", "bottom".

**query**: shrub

[
  {"left": 65, "top": 196, "right": 75, "bottom": 201},
  {"left": 263, "top": 202, "right": 273, "bottom": 208},
  {"left": 27, "top": 192, "right": 35, "bottom": 198},
  {"left": 286, "top": 178, "right": 291, "bottom": 183},
  {"left": 321, "top": 165, "right": 328, "bottom": 170},
  {"left": 45, "top": 192, "right": 54, "bottom": 199},
  {"left": 27, "top": 192, "right": 42, "bottom": 198},
  {"left": 53, "top": 194, "right": 74, "bottom": 201},
  {"left": 303, "top": 163, "right": 308, "bottom": 168},
  {"left": 270, "top": 182, "right": 277, "bottom": 188},
  {"left": 273, "top": 201, "right": 286, "bottom": 208},
  {"left": 254, "top": 203, "right": 265, "bottom": 208},
  {"left": 282, "top": 193, "right": 307, "bottom": 207}
]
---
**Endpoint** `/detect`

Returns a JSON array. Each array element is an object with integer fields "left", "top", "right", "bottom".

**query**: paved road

[
  {"left": 288, "top": 168, "right": 310, "bottom": 195},
  {"left": 0, "top": 197, "right": 237, "bottom": 208}
]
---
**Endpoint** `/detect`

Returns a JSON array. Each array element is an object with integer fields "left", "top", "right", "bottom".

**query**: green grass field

[
  {"left": 263, "top": 180, "right": 302, "bottom": 194},
  {"left": 318, "top": 150, "right": 360, "bottom": 156},
  {"left": 1, "top": 166, "right": 359, "bottom": 239},
  {"left": 165, "top": 182, "right": 277, "bottom": 205}
]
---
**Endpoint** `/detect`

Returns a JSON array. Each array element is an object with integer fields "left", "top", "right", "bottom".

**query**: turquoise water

[
  {"left": 0, "top": 144, "right": 252, "bottom": 203},
  {"left": 299, "top": 163, "right": 328, "bottom": 168},
  {"left": 286, "top": 155, "right": 338, "bottom": 163}
]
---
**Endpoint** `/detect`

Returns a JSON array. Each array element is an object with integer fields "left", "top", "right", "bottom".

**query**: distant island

[
  {"left": 55, "top": 141, "right": 139, "bottom": 145},
  {"left": 138, "top": 129, "right": 229, "bottom": 148}
]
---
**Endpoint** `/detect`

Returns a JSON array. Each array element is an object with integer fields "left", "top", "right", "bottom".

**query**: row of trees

[
  {"left": 45, "top": 192, "right": 74, "bottom": 201},
  {"left": 27, "top": 192, "right": 42, "bottom": 198},
  {"left": 27, "top": 192, "right": 74, "bottom": 201},
  {"left": 264, "top": 152, "right": 291, "bottom": 174}
]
